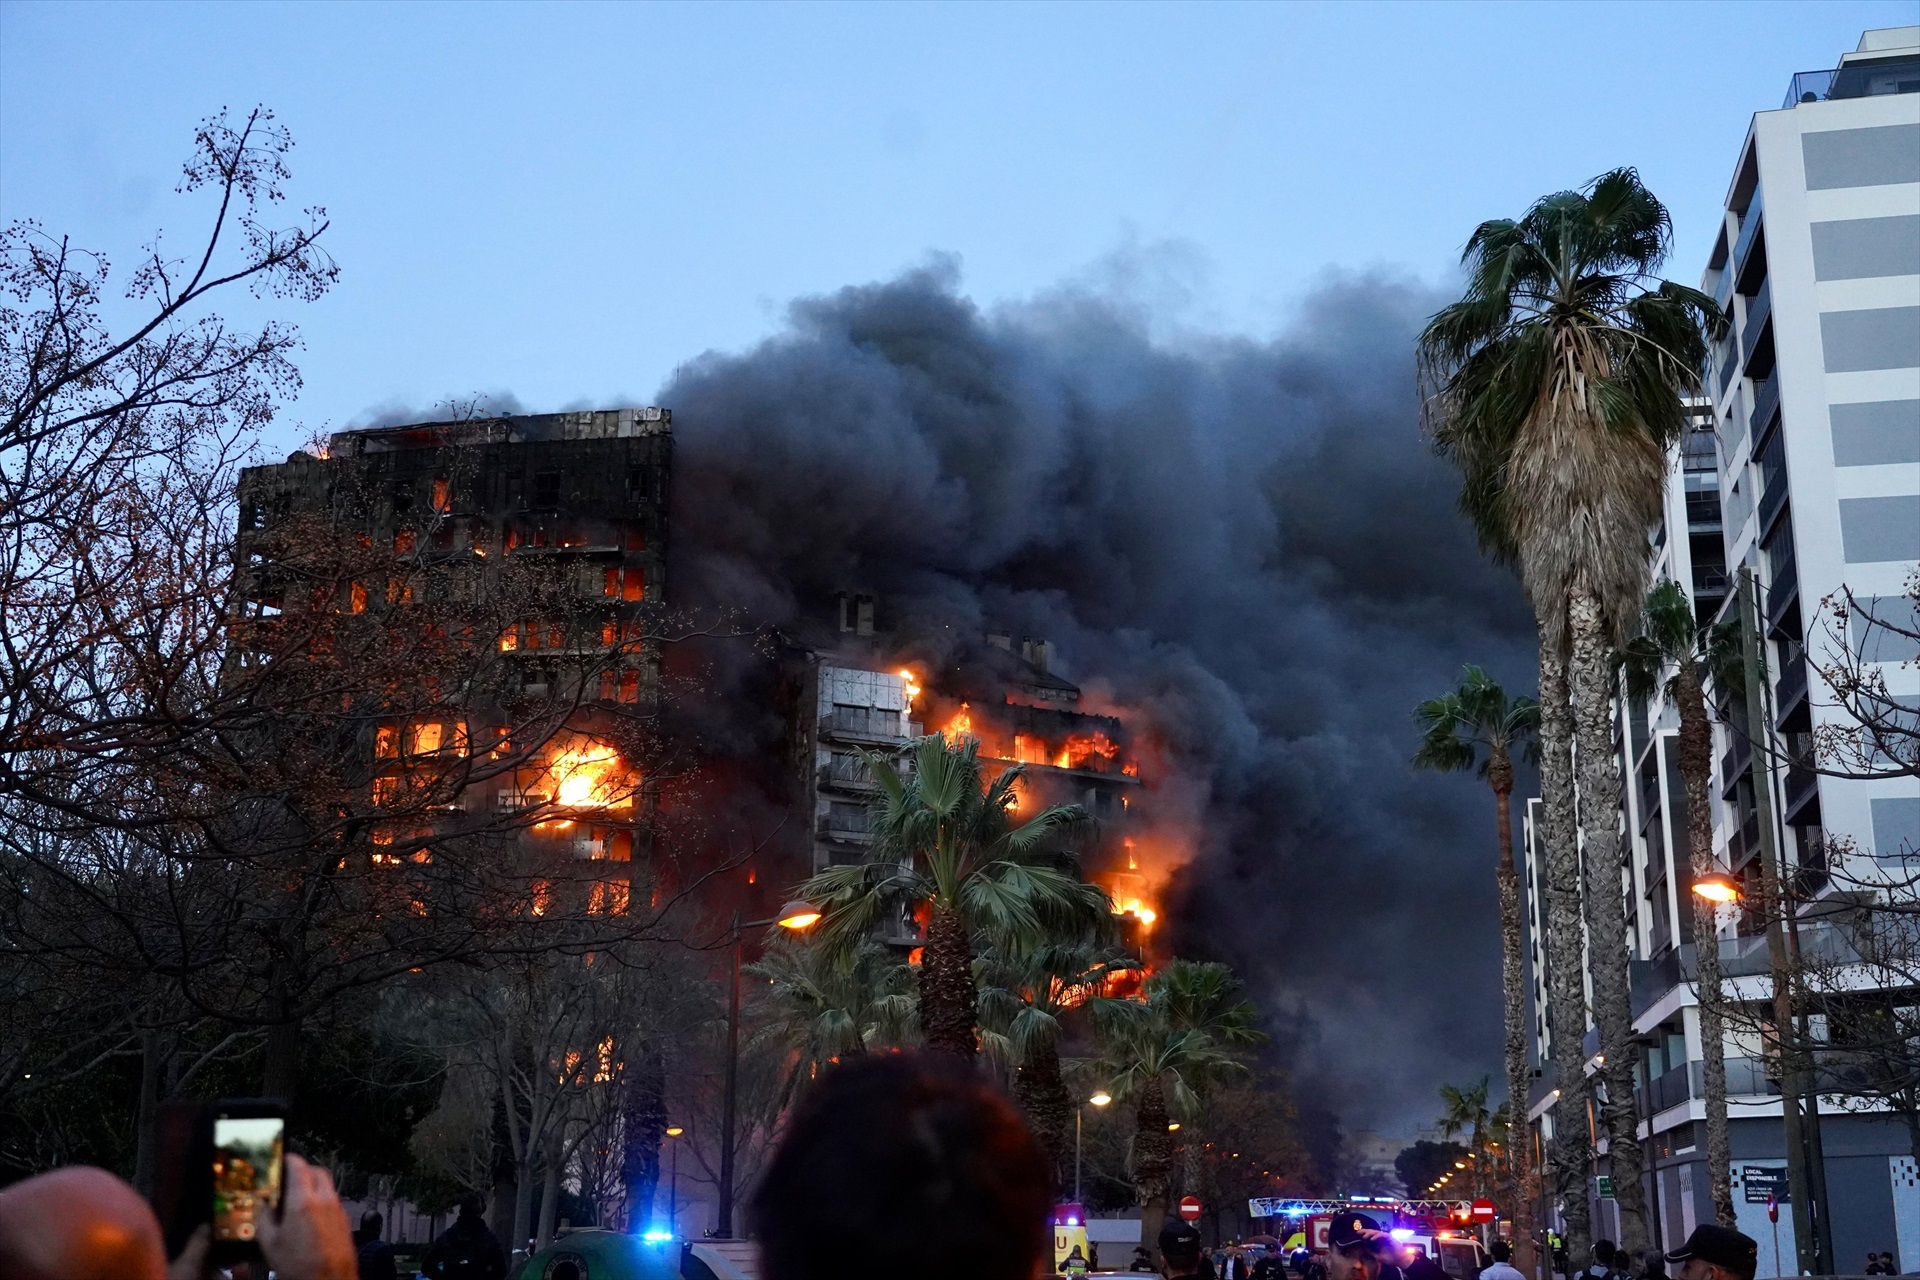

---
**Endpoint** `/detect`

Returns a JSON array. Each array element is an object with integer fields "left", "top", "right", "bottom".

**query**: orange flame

[
  {"left": 945, "top": 702, "right": 974, "bottom": 741},
  {"left": 1055, "top": 732, "right": 1120, "bottom": 771},
  {"left": 543, "top": 740, "right": 629, "bottom": 810}
]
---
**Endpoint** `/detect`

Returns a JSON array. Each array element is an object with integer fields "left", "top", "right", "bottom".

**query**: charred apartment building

[{"left": 233, "top": 408, "right": 672, "bottom": 866}]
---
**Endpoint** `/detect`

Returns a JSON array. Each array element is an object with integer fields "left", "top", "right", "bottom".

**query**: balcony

[
  {"left": 1785, "top": 57, "right": 1920, "bottom": 108},
  {"left": 1783, "top": 763, "right": 1820, "bottom": 825},
  {"left": 1757, "top": 470, "right": 1789, "bottom": 536},
  {"left": 1644, "top": 1062, "right": 1693, "bottom": 1117},
  {"left": 1685, "top": 490, "right": 1721, "bottom": 531},
  {"left": 1721, "top": 736, "right": 1752, "bottom": 799},
  {"left": 818, "top": 709, "right": 907, "bottom": 744},
  {"left": 1767, "top": 555, "right": 1799, "bottom": 633},
  {"left": 1733, "top": 200, "right": 1766, "bottom": 281},
  {"left": 1741, "top": 281, "right": 1773, "bottom": 371},
  {"left": 1692, "top": 563, "right": 1730, "bottom": 602},
  {"left": 1775, "top": 652, "right": 1809, "bottom": 729},
  {"left": 1749, "top": 376, "right": 1779, "bottom": 444}
]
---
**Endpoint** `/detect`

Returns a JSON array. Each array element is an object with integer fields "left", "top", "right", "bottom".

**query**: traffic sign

[
  {"left": 1470, "top": 1199, "right": 1497, "bottom": 1224},
  {"left": 1596, "top": 1176, "right": 1614, "bottom": 1199},
  {"left": 1179, "top": 1196, "right": 1203, "bottom": 1222}
]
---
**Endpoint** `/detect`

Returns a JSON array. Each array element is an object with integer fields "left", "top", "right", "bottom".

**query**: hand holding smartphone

[{"left": 208, "top": 1102, "right": 287, "bottom": 1263}]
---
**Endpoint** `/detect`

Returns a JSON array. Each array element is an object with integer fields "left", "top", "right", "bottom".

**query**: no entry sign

[
  {"left": 1179, "top": 1196, "right": 1203, "bottom": 1222},
  {"left": 1470, "top": 1199, "right": 1497, "bottom": 1223}
]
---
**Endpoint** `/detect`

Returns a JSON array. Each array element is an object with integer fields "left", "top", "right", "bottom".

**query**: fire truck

[{"left": 1247, "top": 1198, "right": 1496, "bottom": 1280}]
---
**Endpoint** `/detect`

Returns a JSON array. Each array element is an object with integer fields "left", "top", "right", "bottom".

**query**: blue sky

[{"left": 2, "top": 0, "right": 1913, "bottom": 443}]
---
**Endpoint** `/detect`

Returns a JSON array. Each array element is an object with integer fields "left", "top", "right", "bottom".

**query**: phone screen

[{"left": 211, "top": 1114, "right": 285, "bottom": 1242}]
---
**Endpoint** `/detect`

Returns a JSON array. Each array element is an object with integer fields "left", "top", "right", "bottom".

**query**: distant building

[{"left": 1522, "top": 25, "right": 1919, "bottom": 1267}]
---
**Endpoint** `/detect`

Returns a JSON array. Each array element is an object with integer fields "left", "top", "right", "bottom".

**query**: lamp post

[
  {"left": 717, "top": 900, "right": 820, "bottom": 1238},
  {"left": 1077, "top": 1090, "right": 1111, "bottom": 1204},
  {"left": 664, "top": 1125, "right": 683, "bottom": 1238}
]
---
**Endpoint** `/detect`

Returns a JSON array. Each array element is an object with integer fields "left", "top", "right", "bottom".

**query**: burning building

[
  {"left": 232, "top": 408, "right": 671, "bottom": 871},
  {"left": 777, "top": 596, "right": 1158, "bottom": 939}
]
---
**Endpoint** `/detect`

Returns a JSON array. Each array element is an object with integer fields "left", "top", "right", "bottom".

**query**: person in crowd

[
  {"left": 1406, "top": 1246, "right": 1449, "bottom": 1280},
  {"left": 749, "top": 1052, "right": 1051, "bottom": 1280},
  {"left": 421, "top": 1192, "right": 509, "bottom": 1280},
  {"left": 1885, "top": 1253, "right": 1902, "bottom": 1273},
  {"left": 1549, "top": 1234, "right": 1570, "bottom": 1280},
  {"left": 1322, "top": 1211, "right": 1391, "bottom": 1280},
  {"left": 1064, "top": 1243, "right": 1090, "bottom": 1277},
  {"left": 1480, "top": 1239, "right": 1525, "bottom": 1280},
  {"left": 1132, "top": 1245, "right": 1160, "bottom": 1272},
  {"left": 1580, "top": 1239, "right": 1619, "bottom": 1280},
  {"left": 1867, "top": 1254, "right": 1898, "bottom": 1275},
  {"left": 1223, "top": 1246, "right": 1253, "bottom": 1280},
  {"left": 0, "top": 1155, "right": 356, "bottom": 1280},
  {"left": 1254, "top": 1249, "right": 1287, "bottom": 1280},
  {"left": 355, "top": 1209, "right": 398, "bottom": 1280},
  {"left": 1292, "top": 1243, "right": 1314, "bottom": 1276},
  {"left": 1159, "top": 1219, "right": 1217, "bottom": 1279},
  {"left": 1665, "top": 1224, "right": 1758, "bottom": 1280},
  {"left": 1638, "top": 1249, "right": 1670, "bottom": 1280}
]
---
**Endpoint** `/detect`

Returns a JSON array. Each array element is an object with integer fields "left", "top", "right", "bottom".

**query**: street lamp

[
  {"left": 1692, "top": 871, "right": 1742, "bottom": 903},
  {"left": 662, "top": 1126, "right": 683, "bottom": 1237},
  {"left": 1077, "top": 1090, "right": 1112, "bottom": 1204},
  {"left": 718, "top": 900, "right": 818, "bottom": 1238}
]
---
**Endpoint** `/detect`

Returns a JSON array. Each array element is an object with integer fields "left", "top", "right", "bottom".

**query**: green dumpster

[{"left": 511, "top": 1229, "right": 682, "bottom": 1280}]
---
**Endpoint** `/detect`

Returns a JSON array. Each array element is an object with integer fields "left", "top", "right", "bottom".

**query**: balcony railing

[
  {"left": 1721, "top": 736, "right": 1752, "bottom": 796},
  {"left": 1767, "top": 555, "right": 1800, "bottom": 631},
  {"left": 1685, "top": 490, "right": 1721, "bottom": 530},
  {"left": 1785, "top": 57, "right": 1920, "bottom": 108},
  {"left": 1749, "top": 376, "right": 1779, "bottom": 444},
  {"left": 1733, "top": 199, "right": 1765, "bottom": 280},
  {"left": 1784, "top": 763, "right": 1819, "bottom": 819},
  {"left": 819, "top": 710, "right": 907, "bottom": 742},
  {"left": 1741, "top": 281, "right": 1773, "bottom": 369},
  {"left": 1775, "top": 652, "right": 1809, "bottom": 722}
]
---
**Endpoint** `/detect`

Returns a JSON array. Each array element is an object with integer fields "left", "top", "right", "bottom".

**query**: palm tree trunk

[
  {"left": 1569, "top": 585, "right": 1648, "bottom": 1254},
  {"left": 1538, "top": 621, "right": 1593, "bottom": 1264},
  {"left": 919, "top": 903, "right": 977, "bottom": 1056},
  {"left": 1014, "top": 1038, "right": 1071, "bottom": 1190},
  {"left": 1489, "top": 750, "right": 1541, "bottom": 1279},
  {"left": 1675, "top": 661, "right": 1736, "bottom": 1227},
  {"left": 1134, "top": 1075, "right": 1174, "bottom": 1259}
]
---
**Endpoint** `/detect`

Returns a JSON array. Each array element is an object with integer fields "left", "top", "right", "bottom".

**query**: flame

[
  {"left": 898, "top": 669, "right": 921, "bottom": 710},
  {"left": 1012, "top": 734, "right": 1047, "bottom": 765},
  {"left": 945, "top": 702, "right": 974, "bottom": 741},
  {"left": 546, "top": 741, "right": 627, "bottom": 809},
  {"left": 1055, "top": 732, "right": 1121, "bottom": 771}
]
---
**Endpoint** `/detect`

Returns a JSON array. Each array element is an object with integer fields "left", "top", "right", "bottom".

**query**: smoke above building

[{"left": 656, "top": 259, "right": 1539, "bottom": 1130}]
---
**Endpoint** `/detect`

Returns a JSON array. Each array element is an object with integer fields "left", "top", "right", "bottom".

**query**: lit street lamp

[
  {"left": 1692, "top": 871, "right": 1742, "bottom": 902},
  {"left": 718, "top": 900, "right": 819, "bottom": 1238},
  {"left": 1077, "top": 1090, "right": 1112, "bottom": 1204},
  {"left": 663, "top": 1126, "right": 683, "bottom": 1238}
]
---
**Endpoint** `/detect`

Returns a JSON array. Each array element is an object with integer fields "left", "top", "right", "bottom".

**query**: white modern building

[{"left": 1523, "top": 25, "right": 1920, "bottom": 1272}]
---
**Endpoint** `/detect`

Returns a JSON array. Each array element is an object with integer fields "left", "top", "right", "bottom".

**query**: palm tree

[
  {"left": 745, "top": 936, "right": 916, "bottom": 1103},
  {"left": 1415, "top": 668, "right": 1540, "bottom": 1273},
  {"left": 1095, "top": 960, "right": 1264, "bottom": 1253},
  {"left": 801, "top": 733, "right": 1109, "bottom": 1056},
  {"left": 1621, "top": 579, "right": 1744, "bottom": 1227},
  {"left": 1418, "top": 168, "right": 1722, "bottom": 1257},
  {"left": 978, "top": 940, "right": 1142, "bottom": 1181},
  {"left": 1438, "top": 1078, "right": 1507, "bottom": 1201}
]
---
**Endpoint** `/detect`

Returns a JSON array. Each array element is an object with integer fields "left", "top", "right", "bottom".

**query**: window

[
  {"left": 349, "top": 582, "right": 369, "bottom": 614},
  {"left": 410, "top": 722, "right": 443, "bottom": 755},
  {"left": 394, "top": 528, "right": 417, "bottom": 554},
  {"left": 431, "top": 477, "right": 451, "bottom": 513},
  {"left": 374, "top": 724, "right": 399, "bottom": 759},
  {"left": 391, "top": 480, "right": 413, "bottom": 513},
  {"left": 603, "top": 567, "right": 645, "bottom": 600},
  {"left": 624, "top": 524, "right": 647, "bottom": 551},
  {"left": 534, "top": 472, "right": 561, "bottom": 510}
]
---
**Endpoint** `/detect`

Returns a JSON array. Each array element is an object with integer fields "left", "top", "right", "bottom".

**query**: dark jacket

[
  {"left": 355, "top": 1235, "right": 399, "bottom": 1280},
  {"left": 421, "top": 1212, "right": 509, "bottom": 1280}
]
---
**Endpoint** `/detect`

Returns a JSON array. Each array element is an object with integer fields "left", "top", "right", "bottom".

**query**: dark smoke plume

[{"left": 657, "top": 259, "right": 1537, "bottom": 1134}]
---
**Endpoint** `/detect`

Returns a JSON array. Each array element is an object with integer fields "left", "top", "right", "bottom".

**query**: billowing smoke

[{"left": 657, "top": 258, "right": 1538, "bottom": 1134}]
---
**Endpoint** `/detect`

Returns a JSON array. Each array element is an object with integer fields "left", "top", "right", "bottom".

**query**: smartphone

[{"left": 207, "top": 1100, "right": 288, "bottom": 1263}]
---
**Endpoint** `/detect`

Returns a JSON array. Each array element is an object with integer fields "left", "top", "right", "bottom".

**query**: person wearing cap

[
  {"left": 1322, "top": 1211, "right": 1393, "bottom": 1280},
  {"left": 1159, "top": 1218, "right": 1217, "bottom": 1279},
  {"left": 1664, "top": 1224, "right": 1759, "bottom": 1280}
]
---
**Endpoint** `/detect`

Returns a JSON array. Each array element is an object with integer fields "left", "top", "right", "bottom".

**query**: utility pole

[{"left": 1740, "top": 567, "right": 1820, "bottom": 1274}]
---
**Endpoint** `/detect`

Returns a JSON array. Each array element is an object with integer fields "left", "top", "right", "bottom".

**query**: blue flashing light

[
  {"left": 1066, "top": 1216, "right": 1080, "bottom": 1226},
  {"left": 641, "top": 1229, "right": 673, "bottom": 1244},
  {"left": 1391, "top": 1229, "right": 1416, "bottom": 1242}
]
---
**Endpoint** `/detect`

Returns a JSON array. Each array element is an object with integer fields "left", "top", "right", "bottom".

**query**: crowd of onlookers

[{"left": 0, "top": 1053, "right": 1892, "bottom": 1280}]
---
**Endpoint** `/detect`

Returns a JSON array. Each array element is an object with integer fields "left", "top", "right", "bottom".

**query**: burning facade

[
  {"left": 232, "top": 408, "right": 671, "bottom": 872},
  {"left": 779, "top": 598, "right": 1161, "bottom": 940}
]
